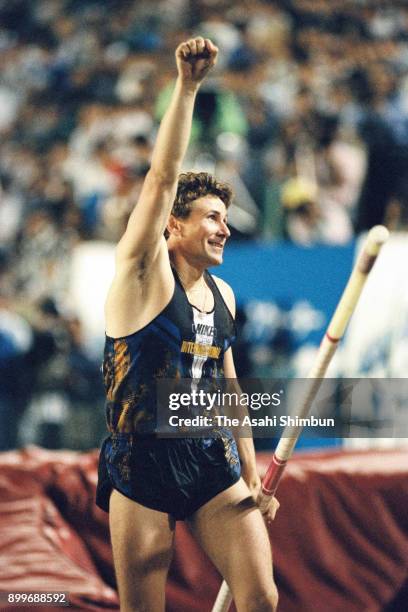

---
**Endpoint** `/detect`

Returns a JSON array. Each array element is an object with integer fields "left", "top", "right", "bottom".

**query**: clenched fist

[{"left": 176, "top": 37, "right": 218, "bottom": 85}]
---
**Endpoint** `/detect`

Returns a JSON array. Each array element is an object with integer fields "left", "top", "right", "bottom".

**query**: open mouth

[{"left": 208, "top": 240, "right": 224, "bottom": 250}]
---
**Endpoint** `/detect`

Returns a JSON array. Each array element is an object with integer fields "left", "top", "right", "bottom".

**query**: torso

[{"left": 103, "top": 267, "right": 236, "bottom": 435}]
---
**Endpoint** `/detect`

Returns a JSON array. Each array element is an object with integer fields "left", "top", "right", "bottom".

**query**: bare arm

[
  {"left": 224, "top": 347, "right": 280, "bottom": 524},
  {"left": 223, "top": 349, "right": 260, "bottom": 491},
  {"left": 116, "top": 37, "right": 218, "bottom": 264},
  {"left": 217, "top": 276, "right": 280, "bottom": 523},
  {"left": 214, "top": 277, "right": 260, "bottom": 492}
]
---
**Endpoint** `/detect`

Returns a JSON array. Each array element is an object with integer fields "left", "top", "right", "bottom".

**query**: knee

[
  {"left": 131, "top": 544, "right": 173, "bottom": 575},
  {"left": 239, "top": 585, "right": 279, "bottom": 612}
]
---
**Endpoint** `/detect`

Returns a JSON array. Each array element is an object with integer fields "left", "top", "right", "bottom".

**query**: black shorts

[{"left": 96, "top": 432, "right": 241, "bottom": 521}]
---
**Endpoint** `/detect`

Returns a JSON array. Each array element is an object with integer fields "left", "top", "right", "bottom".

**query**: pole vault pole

[{"left": 211, "top": 225, "right": 389, "bottom": 612}]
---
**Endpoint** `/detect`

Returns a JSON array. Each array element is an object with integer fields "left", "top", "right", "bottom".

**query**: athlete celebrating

[{"left": 96, "top": 37, "right": 279, "bottom": 612}]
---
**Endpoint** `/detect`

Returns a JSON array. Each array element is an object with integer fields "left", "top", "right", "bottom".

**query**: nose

[{"left": 219, "top": 220, "right": 230, "bottom": 238}]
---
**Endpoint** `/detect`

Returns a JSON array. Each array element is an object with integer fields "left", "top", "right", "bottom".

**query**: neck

[{"left": 169, "top": 251, "right": 206, "bottom": 289}]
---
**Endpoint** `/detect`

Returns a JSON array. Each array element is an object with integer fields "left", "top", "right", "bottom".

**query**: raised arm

[{"left": 116, "top": 37, "right": 218, "bottom": 264}]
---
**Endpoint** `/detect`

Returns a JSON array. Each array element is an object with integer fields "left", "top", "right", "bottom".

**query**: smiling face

[{"left": 170, "top": 195, "right": 230, "bottom": 267}]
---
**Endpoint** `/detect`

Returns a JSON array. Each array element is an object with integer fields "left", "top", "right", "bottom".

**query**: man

[{"left": 96, "top": 37, "right": 279, "bottom": 612}]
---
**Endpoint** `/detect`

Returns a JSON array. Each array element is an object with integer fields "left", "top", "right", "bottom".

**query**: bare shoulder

[
  {"left": 105, "top": 238, "right": 174, "bottom": 337},
  {"left": 211, "top": 274, "right": 236, "bottom": 318}
]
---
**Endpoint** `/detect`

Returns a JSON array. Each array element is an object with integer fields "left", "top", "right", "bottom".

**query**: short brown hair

[{"left": 165, "top": 172, "right": 233, "bottom": 238}]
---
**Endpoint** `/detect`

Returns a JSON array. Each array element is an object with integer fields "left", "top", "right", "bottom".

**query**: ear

[{"left": 166, "top": 215, "right": 183, "bottom": 238}]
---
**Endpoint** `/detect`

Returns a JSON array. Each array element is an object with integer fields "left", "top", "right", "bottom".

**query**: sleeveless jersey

[{"left": 102, "top": 268, "right": 236, "bottom": 435}]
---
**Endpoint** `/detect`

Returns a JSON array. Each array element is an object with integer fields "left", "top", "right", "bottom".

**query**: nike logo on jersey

[{"left": 192, "top": 323, "right": 217, "bottom": 338}]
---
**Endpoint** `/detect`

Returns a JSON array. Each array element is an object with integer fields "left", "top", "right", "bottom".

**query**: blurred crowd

[{"left": 1, "top": 0, "right": 408, "bottom": 450}]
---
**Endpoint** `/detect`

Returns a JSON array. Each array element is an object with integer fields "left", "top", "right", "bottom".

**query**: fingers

[
  {"left": 177, "top": 37, "right": 218, "bottom": 60},
  {"left": 196, "top": 37, "right": 205, "bottom": 54},
  {"left": 204, "top": 38, "right": 218, "bottom": 64},
  {"left": 187, "top": 38, "right": 198, "bottom": 56},
  {"left": 261, "top": 496, "right": 280, "bottom": 525},
  {"left": 204, "top": 38, "right": 218, "bottom": 56},
  {"left": 176, "top": 41, "right": 190, "bottom": 60},
  {"left": 270, "top": 497, "right": 280, "bottom": 520}
]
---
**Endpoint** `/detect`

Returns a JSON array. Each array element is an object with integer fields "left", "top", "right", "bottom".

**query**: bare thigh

[
  {"left": 187, "top": 478, "right": 278, "bottom": 612},
  {"left": 109, "top": 489, "right": 175, "bottom": 612}
]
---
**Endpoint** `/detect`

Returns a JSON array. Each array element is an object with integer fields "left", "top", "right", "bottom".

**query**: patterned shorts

[{"left": 96, "top": 432, "right": 241, "bottom": 520}]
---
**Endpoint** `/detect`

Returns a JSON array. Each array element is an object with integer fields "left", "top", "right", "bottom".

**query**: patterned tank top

[{"left": 102, "top": 268, "right": 236, "bottom": 434}]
